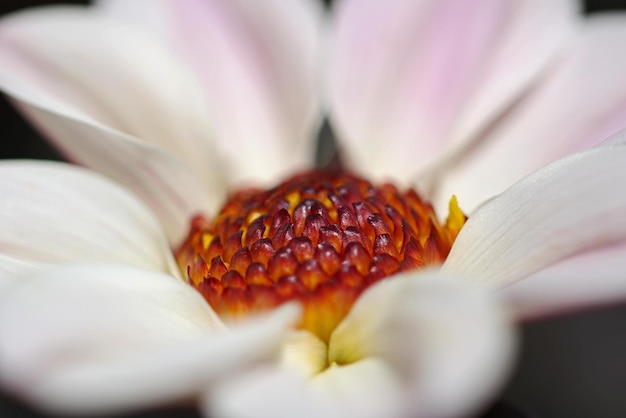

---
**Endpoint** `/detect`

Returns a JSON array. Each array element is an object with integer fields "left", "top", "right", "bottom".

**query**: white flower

[{"left": 0, "top": 1, "right": 625, "bottom": 418}]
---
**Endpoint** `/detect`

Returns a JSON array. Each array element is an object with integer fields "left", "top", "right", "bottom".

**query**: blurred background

[{"left": 1, "top": 1, "right": 626, "bottom": 417}]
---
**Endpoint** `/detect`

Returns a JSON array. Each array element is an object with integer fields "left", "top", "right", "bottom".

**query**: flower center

[{"left": 176, "top": 171, "right": 465, "bottom": 341}]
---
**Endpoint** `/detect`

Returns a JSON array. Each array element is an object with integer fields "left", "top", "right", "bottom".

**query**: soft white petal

[
  {"left": 328, "top": 272, "right": 514, "bottom": 418},
  {"left": 205, "top": 367, "right": 335, "bottom": 418},
  {"left": 7, "top": 100, "right": 212, "bottom": 245},
  {"left": 0, "top": 161, "right": 176, "bottom": 275},
  {"left": 95, "top": 0, "right": 175, "bottom": 43},
  {"left": 0, "top": 6, "right": 220, "bottom": 185},
  {"left": 209, "top": 272, "right": 514, "bottom": 418},
  {"left": 0, "top": 6, "right": 223, "bottom": 240},
  {"left": 280, "top": 330, "right": 328, "bottom": 377},
  {"left": 444, "top": 134, "right": 626, "bottom": 287},
  {"left": 328, "top": 0, "right": 578, "bottom": 182},
  {"left": 0, "top": 264, "right": 300, "bottom": 415},
  {"left": 435, "top": 14, "right": 626, "bottom": 212},
  {"left": 501, "top": 243, "right": 626, "bottom": 320},
  {"left": 162, "top": 0, "right": 324, "bottom": 185},
  {"left": 0, "top": 255, "right": 41, "bottom": 299},
  {"left": 205, "top": 358, "right": 404, "bottom": 418}
]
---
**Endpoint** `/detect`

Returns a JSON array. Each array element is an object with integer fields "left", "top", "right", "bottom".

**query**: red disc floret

[{"left": 175, "top": 171, "right": 465, "bottom": 341}]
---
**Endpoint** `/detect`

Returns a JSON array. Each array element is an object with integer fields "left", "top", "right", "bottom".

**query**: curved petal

[
  {"left": 7, "top": 99, "right": 214, "bottom": 245},
  {"left": 102, "top": 0, "right": 324, "bottom": 185},
  {"left": 205, "top": 359, "right": 403, "bottom": 418},
  {"left": 0, "top": 255, "right": 41, "bottom": 298},
  {"left": 435, "top": 14, "right": 626, "bottom": 212},
  {"left": 0, "top": 6, "right": 223, "bottom": 242},
  {"left": 328, "top": 272, "right": 514, "bottom": 418},
  {"left": 95, "top": 0, "right": 176, "bottom": 43},
  {"left": 443, "top": 133, "right": 626, "bottom": 287},
  {"left": 501, "top": 243, "right": 626, "bottom": 321},
  {"left": 0, "top": 160, "right": 177, "bottom": 275},
  {"left": 208, "top": 272, "right": 514, "bottom": 418},
  {"left": 0, "top": 264, "right": 300, "bottom": 415},
  {"left": 327, "top": 0, "right": 579, "bottom": 182},
  {"left": 0, "top": 6, "right": 221, "bottom": 185}
]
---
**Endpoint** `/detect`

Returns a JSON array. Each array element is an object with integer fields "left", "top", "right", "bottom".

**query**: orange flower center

[{"left": 176, "top": 171, "right": 465, "bottom": 341}]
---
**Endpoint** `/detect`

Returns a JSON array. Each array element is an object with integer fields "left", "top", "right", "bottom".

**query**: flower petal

[
  {"left": 0, "top": 160, "right": 177, "bottom": 275},
  {"left": 0, "top": 5, "right": 222, "bottom": 242},
  {"left": 205, "top": 358, "right": 404, "bottom": 418},
  {"left": 435, "top": 14, "right": 626, "bottom": 212},
  {"left": 104, "top": 0, "right": 324, "bottom": 186},
  {"left": 328, "top": 0, "right": 578, "bottom": 182},
  {"left": 209, "top": 272, "right": 514, "bottom": 418},
  {"left": 0, "top": 264, "right": 300, "bottom": 415},
  {"left": 0, "top": 5, "right": 220, "bottom": 183},
  {"left": 0, "top": 255, "right": 41, "bottom": 299},
  {"left": 500, "top": 243, "right": 626, "bottom": 321},
  {"left": 443, "top": 132, "right": 626, "bottom": 287},
  {"left": 328, "top": 272, "right": 514, "bottom": 418}
]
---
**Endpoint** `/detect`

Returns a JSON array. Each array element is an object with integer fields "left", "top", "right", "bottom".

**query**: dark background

[{"left": 1, "top": 1, "right": 626, "bottom": 417}]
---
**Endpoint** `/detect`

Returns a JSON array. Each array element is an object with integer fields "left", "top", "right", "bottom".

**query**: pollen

[{"left": 175, "top": 171, "right": 465, "bottom": 341}]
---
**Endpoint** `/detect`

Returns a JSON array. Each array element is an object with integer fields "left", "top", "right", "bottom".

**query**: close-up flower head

[{"left": 0, "top": 1, "right": 625, "bottom": 417}]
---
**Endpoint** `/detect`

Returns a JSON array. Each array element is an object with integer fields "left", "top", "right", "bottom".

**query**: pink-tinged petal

[
  {"left": 0, "top": 264, "right": 300, "bottom": 415},
  {"left": 501, "top": 243, "right": 626, "bottom": 321},
  {"left": 443, "top": 133, "right": 626, "bottom": 287},
  {"left": 328, "top": 0, "right": 579, "bottom": 182},
  {"left": 95, "top": 0, "right": 175, "bottom": 43},
  {"left": 0, "top": 161, "right": 177, "bottom": 275},
  {"left": 164, "top": 0, "right": 324, "bottom": 186},
  {"left": 0, "top": 6, "right": 225, "bottom": 236},
  {"left": 435, "top": 14, "right": 626, "bottom": 212}
]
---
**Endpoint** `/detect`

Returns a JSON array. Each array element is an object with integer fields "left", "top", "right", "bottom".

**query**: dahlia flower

[{"left": 0, "top": 1, "right": 625, "bottom": 418}]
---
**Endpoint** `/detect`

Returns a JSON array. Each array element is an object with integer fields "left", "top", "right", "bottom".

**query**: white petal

[
  {"left": 0, "top": 255, "right": 41, "bottom": 299},
  {"left": 327, "top": 0, "right": 578, "bottom": 182},
  {"left": 0, "top": 264, "right": 300, "bottom": 415},
  {"left": 0, "top": 161, "right": 176, "bottom": 275},
  {"left": 444, "top": 133, "right": 626, "bottom": 287},
  {"left": 435, "top": 14, "right": 626, "bottom": 212},
  {"left": 0, "top": 6, "right": 220, "bottom": 183},
  {"left": 207, "top": 272, "right": 515, "bottom": 418},
  {"left": 95, "top": 0, "right": 175, "bottom": 43},
  {"left": 161, "top": 0, "right": 324, "bottom": 185},
  {"left": 328, "top": 272, "right": 514, "bottom": 418},
  {"left": 501, "top": 243, "right": 626, "bottom": 320},
  {"left": 205, "top": 358, "right": 404, "bottom": 418},
  {"left": 0, "top": 6, "right": 223, "bottom": 241}
]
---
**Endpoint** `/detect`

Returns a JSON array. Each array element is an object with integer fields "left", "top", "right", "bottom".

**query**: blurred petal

[
  {"left": 328, "top": 272, "right": 514, "bottom": 418},
  {"left": 0, "top": 6, "right": 224, "bottom": 241},
  {"left": 205, "top": 367, "right": 332, "bottom": 418},
  {"left": 165, "top": 0, "right": 324, "bottom": 185},
  {"left": 95, "top": 0, "right": 175, "bottom": 43},
  {"left": 280, "top": 330, "right": 327, "bottom": 377},
  {"left": 206, "top": 273, "right": 513, "bottom": 418},
  {"left": 0, "top": 161, "right": 177, "bottom": 275},
  {"left": 7, "top": 99, "right": 213, "bottom": 245},
  {"left": 435, "top": 14, "right": 626, "bottom": 212},
  {"left": 0, "top": 264, "right": 300, "bottom": 415},
  {"left": 0, "top": 255, "right": 41, "bottom": 298},
  {"left": 205, "top": 358, "right": 403, "bottom": 418},
  {"left": 501, "top": 243, "right": 626, "bottom": 320},
  {"left": 328, "top": 0, "right": 578, "bottom": 182},
  {"left": 444, "top": 134, "right": 626, "bottom": 287}
]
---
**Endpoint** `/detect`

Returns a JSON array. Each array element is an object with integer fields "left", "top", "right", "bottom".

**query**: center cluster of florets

[{"left": 176, "top": 171, "right": 465, "bottom": 341}]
